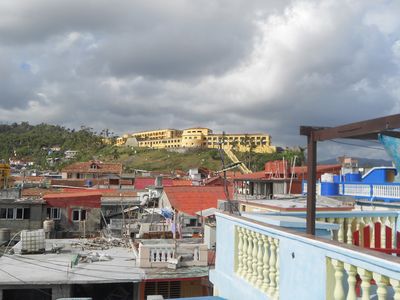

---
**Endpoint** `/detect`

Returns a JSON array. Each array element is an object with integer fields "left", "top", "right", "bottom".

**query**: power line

[
  {"left": 10, "top": 254, "right": 141, "bottom": 275},
  {"left": 0, "top": 267, "right": 53, "bottom": 297},
  {"left": 2, "top": 253, "right": 143, "bottom": 281}
]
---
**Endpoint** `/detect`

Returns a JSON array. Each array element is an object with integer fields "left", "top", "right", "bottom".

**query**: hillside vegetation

[
  {"left": 0, "top": 122, "right": 305, "bottom": 173},
  {"left": 0, "top": 122, "right": 107, "bottom": 169}
]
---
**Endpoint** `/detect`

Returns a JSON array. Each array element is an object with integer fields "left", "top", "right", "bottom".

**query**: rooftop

[
  {"left": 62, "top": 161, "right": 122, "bottom": 174},
  {"left": 163, "top": 186, "right": 231, "bottom": 216}
]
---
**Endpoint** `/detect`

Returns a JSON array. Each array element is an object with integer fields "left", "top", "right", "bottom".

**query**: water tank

[
  {"left": 43, "top": 219, "right": 55, "bottom": 232},
  {"left": 21, "top": 229, "right": 45, "bottom": 254},
  {"left": 321, "top": 173, "right": 334, "bottom": 183},
  {"left": 0, "top": 228, "right": 11, "bottom": 242},
  {"left": 345, "top": 173, "right": 361, "bottom": 182},
  {"left": 333, "top": 175, "right": 343, "bottom": 183},
  {"left": 321, "top": 182, "right": 339, "bottom": 196}
]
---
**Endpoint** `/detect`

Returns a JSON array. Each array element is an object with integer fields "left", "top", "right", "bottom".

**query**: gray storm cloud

[{"left": 0, "top": 0, "right": 399, "bottom": 159}]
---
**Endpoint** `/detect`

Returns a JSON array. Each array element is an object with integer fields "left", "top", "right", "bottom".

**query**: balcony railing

[
  {"left": 137, "top": 241, "right": 208, "bottom": 268},
  {"left": 267, "top": 211, "right": 400, "bottom": 251},
  {"left": 303, "top": 181, "right": 400, "bottom": 201},
  {"left": 210, "top": 212, "right": 400, "bottom": 300}
]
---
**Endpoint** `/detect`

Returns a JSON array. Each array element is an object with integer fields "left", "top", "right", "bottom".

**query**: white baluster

[
  {"left": 373, "top": 273, "right": 389, "bottom": 300},
  {"left": 344, "top": 263, "right": 357, "bottom": 300},
  {"left": 237, "top": 227, "right": 243, "bottom": 274},
  {"left": 390, "top": 278, "right": 400, "bottom": 300},
  {"left": 346, "top": 218, "right": 354, "bottom": 245},
  {"left": 380, "top": 216, "right": 387, "bottom": 249},
  {"left": 358, "top": 268, "right": 372, "bottom": 300},
  {"left": 328, "top": 217, "right": 336, "bottom": 240},
  {"left": 268, "top": 236, "right": 277, "bottom": 296},
  {"left": 372, "top": 217, "right": 379, "bottom": 248},
  {"left": 161, "top": 249, "right": 166, "bottom": 262},
  {"left": 158, "top": 248, "right": 162, "bottom": 261},
  {"left": 390, "top": 216, "right": 397, "bottom": 249},
  {"left": 241, "top": 228, "right": 249, "bottom": 277},
  {"left": 256, "top": 233, "right": 263, "bottom": 289},
  {"left": 356, "top": 217, "right": 364, "bottom": 246},
  {"left": 337, "top": 218, "right": 345, "bottom": 243},
  {"left": 274, "top": 238, "right": 280, "bottom": 298},
  {"left": 261, "top": 235, "right": 270, "bottom": 293},
  {"left": 331, "top": 259, "right": 345, "bottom": 300},
  {"left": 251, "top": 231, "right": 259, "bottom": 285},
  {"left": 246, "top": 229, "right": 254, "bottom": 281}
]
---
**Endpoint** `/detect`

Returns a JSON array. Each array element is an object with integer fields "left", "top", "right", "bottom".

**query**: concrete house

[
  {"left": 61, "top": 161, "right": 122, "bottom": 182},
  {"left": 43, "top": 191, "right": 102, "bottom": 237}
]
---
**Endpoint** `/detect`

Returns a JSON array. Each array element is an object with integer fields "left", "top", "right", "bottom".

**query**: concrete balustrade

[
  {"left": 327, "top": 257, "right": 400, "bottom": 300},
  {"left": 137, "top": 241, "right": 208, "bottom": 268},
  {"left": 266, "top": 211, "right": 400, "bottom": 250},
  {"left": 234, "top": 225, "right": 280, "bottom": 299},
  {"left": 210, "top": 212, "right": 400, "bottom": 300}
]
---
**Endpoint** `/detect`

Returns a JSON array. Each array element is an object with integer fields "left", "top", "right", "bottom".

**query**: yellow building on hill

[
  {"left": 0, "top": 163, "right": 11, "bottom": 189},
  {"left": 117, "top": 127, "right": 276, "bottom": 153}
]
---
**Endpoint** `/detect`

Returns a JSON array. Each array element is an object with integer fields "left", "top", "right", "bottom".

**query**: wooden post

[{"left": 306, "top": 133, "right": 317, "bottom": 235}]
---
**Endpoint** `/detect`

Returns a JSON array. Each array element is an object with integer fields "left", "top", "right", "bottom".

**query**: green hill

[
  {"left": 0, "top": 122, "right": 305, "bottom": 173},
  {"left": 0, "top": 122, "right": 107, "bottom": 169},
  {"left": 0, "top": 122, "right": 228, "bottom": 172},
  {"left": 103, "top": 147, "right": 227, "bottom": 173}
]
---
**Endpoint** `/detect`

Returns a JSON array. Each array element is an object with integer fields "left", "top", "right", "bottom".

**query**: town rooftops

[
  {"left": 62, "top": 160, "right": 122, "bottom": 175},
  {"left": 162, "top": 186, "right": 231, "bottom": 216}
]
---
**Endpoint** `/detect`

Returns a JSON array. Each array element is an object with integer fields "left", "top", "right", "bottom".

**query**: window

[
  {"left": 0, "top": 208, "right": 29, "bottom": 220},
  {"left": 7, "top": 208, "right": 14, "bottom": 219},
  {"left": 46, "top": 208, "right": 60, "bottom": 220},
  {"left": 16, "top": 208, "right": 23, "bottom": 219},
  {"left": 81, "top": 210, "right": 86, "bottom": 221},
  {"left": 72, "top": 209, "right": 87, "bottom": 222},
  {"left": 0, "top": 208, "right": 6, "bottom": 219},
  {"left": 24, "top": 208, "right": 30, "bottom": 219},
  {"left": 145, "top": 281, "right": 181, "bottom": 299}
]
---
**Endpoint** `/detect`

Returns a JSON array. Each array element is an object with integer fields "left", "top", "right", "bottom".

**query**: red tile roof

[
  {"left": 62, "top": 160, "right": 122, "bottom": 174},
  {"left": 134, "top": 177, "right": 174, "bottom": 190},
  {"left": 172, "top": 179, "right": 192, "bottom": 186},
  {"left": 163, "top": 186, "right": 230, "bottom": 216},
  {"left": 43, "top": 191, "right": 103, "bottom": 199},
  {"left": 22, "top": 188, "right": 63, "bottom": 197},
  {"left": 44, "top": 191, "right": 102, "bottom": 208}
]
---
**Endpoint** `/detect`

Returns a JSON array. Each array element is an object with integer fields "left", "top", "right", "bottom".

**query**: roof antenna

[{"left": 218, "top": 131, "right": 240, "bottom": 215}]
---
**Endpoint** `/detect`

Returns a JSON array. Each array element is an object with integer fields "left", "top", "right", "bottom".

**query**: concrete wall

[
  {"left": 55, "top": 207, "right": 101, "bottom": 236},
  {"left": 210, "top": 212, "right": 400, "bottom": 300},
  {"left": 0, "top": 204, "right": 45, "bottom": 234}
]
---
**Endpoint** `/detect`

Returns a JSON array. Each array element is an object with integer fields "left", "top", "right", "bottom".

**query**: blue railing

[{"left": 303, "top": 181, "right": 400, "bottom": 202}]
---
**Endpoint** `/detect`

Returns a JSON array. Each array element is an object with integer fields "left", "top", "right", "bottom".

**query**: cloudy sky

[{"left": 1, "top": 0, "right": 399, "bottom": 159}]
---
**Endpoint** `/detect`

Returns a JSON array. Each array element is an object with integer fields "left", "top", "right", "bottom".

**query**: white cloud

[{"left": 0, "top": 0, "right": 399, "bottom": 160}]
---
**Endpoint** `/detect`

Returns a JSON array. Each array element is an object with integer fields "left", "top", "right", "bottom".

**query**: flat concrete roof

[
  {"left": 0, "top": 238, "right": 210, "bottom": 286},
  {"left": 241, "top": 213, "right": 340, "bottom": 230},
  {"left": 240, "top": 195, "right": 354, "bottom": 211},
  {"left": 0, "top": 239, "right": 143, "bottom": 285}
]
